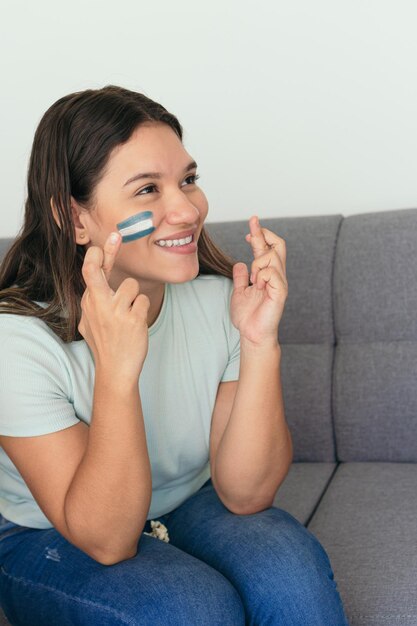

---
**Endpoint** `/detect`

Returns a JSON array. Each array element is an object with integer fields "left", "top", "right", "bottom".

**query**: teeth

[{"left": 156, "top": 235, "right": 193, "bottom": 247}]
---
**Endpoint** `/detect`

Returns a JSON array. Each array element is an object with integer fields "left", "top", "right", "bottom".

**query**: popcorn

[{"left": 143, "top": 520, "right": 170, "bottom": 543}]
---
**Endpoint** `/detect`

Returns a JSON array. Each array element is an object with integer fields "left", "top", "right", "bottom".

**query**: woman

[{"left": 0, "top": 85, "right": 349, "bottom": 625}]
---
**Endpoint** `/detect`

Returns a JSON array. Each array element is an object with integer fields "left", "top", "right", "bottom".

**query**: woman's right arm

[
  {"left": 63, "top": 366, "right": 152, "bottom": 565},
  {"left": 0, "top": 233, "right": 152, "bottom": 565}
]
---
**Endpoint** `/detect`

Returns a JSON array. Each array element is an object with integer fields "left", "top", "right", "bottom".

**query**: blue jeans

[{"left": 0, "top": 479, "right": 349, "bottom": 625}]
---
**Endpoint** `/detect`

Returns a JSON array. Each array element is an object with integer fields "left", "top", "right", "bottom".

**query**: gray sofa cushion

[
  {"left": 332, "top": 208, "right": 417, "bottom": 461},
  {"left": 272, "top": 462, "right": 336, "bottom": 525},
  {"left": 308, "top": 462, "right": 417, "bottom": 626},
  {"left": 206, "top": 216, "right": 342, "bottom": 462}
]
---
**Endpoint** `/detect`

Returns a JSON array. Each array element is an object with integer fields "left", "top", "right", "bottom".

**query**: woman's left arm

[{"left": 211, "top": 215, "right": 293, "bottom": 515}]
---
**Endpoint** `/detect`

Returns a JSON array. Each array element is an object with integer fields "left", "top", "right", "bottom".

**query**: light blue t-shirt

[{"left": 0, "top": 274, "right": 240, "bottom": 528}]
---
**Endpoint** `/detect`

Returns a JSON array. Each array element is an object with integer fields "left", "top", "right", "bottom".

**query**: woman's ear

[{"left": 50, "top": 196, "right": 91, "bottom": 245}]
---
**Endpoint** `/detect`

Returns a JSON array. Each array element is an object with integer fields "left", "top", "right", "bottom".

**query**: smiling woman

[
  {"left": 0, "top": 86, "right": 236, "bottom": 341},
  {"left": 0, "top": 85, "right": 348, "bottom": 626}
]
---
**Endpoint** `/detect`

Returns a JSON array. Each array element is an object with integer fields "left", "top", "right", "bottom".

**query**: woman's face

[{"left": 75, "top": 121, "right": 208, "bottom": 292}]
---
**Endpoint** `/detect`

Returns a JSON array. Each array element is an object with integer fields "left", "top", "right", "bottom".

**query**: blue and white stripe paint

[{"left": 116, "top": 210, "right": 155, "bottom": 243}]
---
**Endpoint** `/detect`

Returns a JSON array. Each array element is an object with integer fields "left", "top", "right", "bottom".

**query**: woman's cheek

[{"left": 195, "top": 189, "right": 209, "bottom": 218}]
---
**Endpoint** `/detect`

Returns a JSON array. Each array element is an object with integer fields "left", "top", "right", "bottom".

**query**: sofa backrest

[
  {"left": 0, "top": 221, "right": 340, "bottom": 463},
  {"left": 2, "top": 207, "right": 416, "bottom": 463},
  {"left": 209, "top": 208, "right": 417, "bottom": 463},
  {"left": 207, "top": 216, "right": 341, "bottom": 462},
  {"left": 330, "top": 207, "right": 417, "bottom": 462}
]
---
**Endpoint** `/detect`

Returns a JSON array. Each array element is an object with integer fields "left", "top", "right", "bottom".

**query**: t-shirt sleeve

[
  {"left": 0, "top": 316, "right": 80, "bottom": 437},
  {"left": 220, "top": 277, "right": 241, "bottom": 382}
]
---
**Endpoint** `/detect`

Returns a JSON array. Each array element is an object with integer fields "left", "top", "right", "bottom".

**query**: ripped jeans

[{"left": 0, "top": 478, "right": 349, "bottom": 625}]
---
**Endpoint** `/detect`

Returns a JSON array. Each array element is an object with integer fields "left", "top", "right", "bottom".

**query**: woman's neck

[{"left": 147, "top": 282, "right": 166, "bottom": 328}]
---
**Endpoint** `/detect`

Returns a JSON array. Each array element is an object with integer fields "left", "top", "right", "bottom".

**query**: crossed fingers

[{"left": 245, "top": 215, "right": 287, "bottom": 287}]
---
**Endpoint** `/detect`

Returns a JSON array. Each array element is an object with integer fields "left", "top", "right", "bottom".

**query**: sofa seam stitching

[
  {"left": 330, "top": 216, "right": 344, "bottom": 462},
  {"left": 304, "top": 462, "right": 340, "bottom": 528}
]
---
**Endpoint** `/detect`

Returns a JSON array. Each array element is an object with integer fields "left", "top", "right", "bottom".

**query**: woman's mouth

[{"left": 154, "top": 233, "right": 197, "bottom": 254}]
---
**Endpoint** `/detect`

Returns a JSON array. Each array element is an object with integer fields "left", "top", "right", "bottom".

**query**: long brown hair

[{"left": 0, "top": 85, "right": 237, "bottom": 342}]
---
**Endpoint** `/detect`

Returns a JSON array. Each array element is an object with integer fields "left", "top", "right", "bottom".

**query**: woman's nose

[{"left": 165, "top": 193, "right": 200, "bottom": 222}]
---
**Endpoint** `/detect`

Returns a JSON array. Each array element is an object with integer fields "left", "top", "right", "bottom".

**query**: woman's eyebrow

[{"left": 123, "top": 160, "right": 198, "bottom": 187}]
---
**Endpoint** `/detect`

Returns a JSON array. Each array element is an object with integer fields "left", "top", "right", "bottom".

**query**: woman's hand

[
  {"left": 79, "top": 232, "right": 150, "bottom": 381},
  {"left": 230, "top": 215, "right": 288, "bottom": 347}
]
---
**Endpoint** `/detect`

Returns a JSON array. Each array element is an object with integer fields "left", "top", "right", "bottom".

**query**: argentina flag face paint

[{"left": 116, "top": 211, "right": 155, "bottom": 243}]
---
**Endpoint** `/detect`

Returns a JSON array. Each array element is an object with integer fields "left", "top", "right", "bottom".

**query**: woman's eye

[
  {"left": 182, "top": 174, "right": 200, "bottom": 186},
  {"left": 135, "top": 185, "right": 156, "bottom": 196},
  {"left": 135, "top": 174, "right": 200, "bottom": 196}
]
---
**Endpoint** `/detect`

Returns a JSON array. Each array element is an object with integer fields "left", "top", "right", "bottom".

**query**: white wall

[{"left": 1, "top": 0, "right": 417, "bottom": 237}]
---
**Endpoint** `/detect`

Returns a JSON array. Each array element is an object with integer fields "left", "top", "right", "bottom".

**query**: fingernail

[{"left": 109, "top": 232, "right": 119, "bottom": 244}]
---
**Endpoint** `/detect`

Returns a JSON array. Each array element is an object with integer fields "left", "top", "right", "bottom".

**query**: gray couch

[{"left": 1, "top": 207, "right": 417, "bottom": 626}]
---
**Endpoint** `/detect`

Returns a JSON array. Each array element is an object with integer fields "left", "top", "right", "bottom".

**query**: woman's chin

[{"left": 167, "top": 264, "right": 200, "bottom": 283}]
